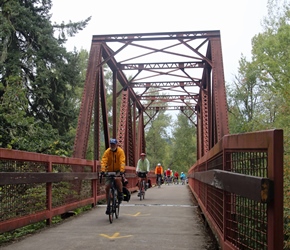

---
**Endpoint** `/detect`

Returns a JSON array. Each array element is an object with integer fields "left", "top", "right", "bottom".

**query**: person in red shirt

[
  {"left": 165, "top": 168, "right": 171, "bottom": 184},
  {"left": 174, "top": 171, "right": 179, "bottom": 184}
]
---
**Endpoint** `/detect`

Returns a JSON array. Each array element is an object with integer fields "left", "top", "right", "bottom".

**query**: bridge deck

[{"left": 1, "top": 184, "right": 217, "bottom": 250}]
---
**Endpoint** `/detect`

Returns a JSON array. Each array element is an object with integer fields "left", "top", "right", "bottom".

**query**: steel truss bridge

[{"left": 0, "top": 31, "right": 284, "bottom": 250}]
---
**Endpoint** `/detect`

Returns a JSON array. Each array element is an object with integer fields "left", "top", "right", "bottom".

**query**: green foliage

[
  {"left": 0, "top": 0, "right": 90, "bottom": 155},
  {"left": 227, "top": 1, "right": 290, "bottom": 248},
  {"left": 226, "top": 56, "right": 274, "bottom": 133},
  {"left": 0, "top": 221, "right": 47, "bottom": 245},
  {"left": 0, "top": 205, "right": 92, "bottom": 245},
  {"left": 145, "top": 111, "right": 172, "bottom": 169},
  {"left": 170, "top": 112, "right": 196, "bottom": 172}
]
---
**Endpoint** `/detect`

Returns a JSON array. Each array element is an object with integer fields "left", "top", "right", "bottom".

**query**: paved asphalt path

[{"left": 0, "top": 183, "right": 218, "bottom": 250}]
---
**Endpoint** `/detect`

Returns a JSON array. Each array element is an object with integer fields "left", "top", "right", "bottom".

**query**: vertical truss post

[
  {"left": 73, "top": 43, "right": 102, "bottom": 159},
  {"left": 127, "top": 102, "right": 134, "bottom": 166},
  {"left": 112, "top": 70, "right": 117, "bottom": 139},
  {"left": 210, "top": 38, "right": 229, "bottom": 140},
  {"left": 100, "top": 67, "right": 110, "bottom": 149},
  {"left": 133, "top": 102, "right": 137, "bottom": 165},
  {"left": 93, "top": 67, "right": 100, "bottom": 161},
  {"left": 117, "top": 90, "right": 129, "bottom": 163},
  {"left": 137, "top": 111, "right": 146, "bottom": 160}
]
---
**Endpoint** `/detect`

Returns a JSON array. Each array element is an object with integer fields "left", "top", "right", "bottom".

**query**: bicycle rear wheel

[
  {"left": 139, "top": 185, "right": 142, "bottom": 200},
  {"left": 108, "top": 189, "right": 114, "bottom": 223}
]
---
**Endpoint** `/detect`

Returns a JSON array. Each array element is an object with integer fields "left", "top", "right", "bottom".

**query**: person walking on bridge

[
  {"left": 136, "top": 153, "right": 150, "bottom": 195},
  {"left": 101, "top": 138, "right": 126, "bottom": 215}
]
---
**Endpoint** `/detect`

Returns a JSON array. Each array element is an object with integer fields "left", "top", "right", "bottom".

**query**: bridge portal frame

[{"left": 72, "top": 31, "right": 229, "bottom": 165}]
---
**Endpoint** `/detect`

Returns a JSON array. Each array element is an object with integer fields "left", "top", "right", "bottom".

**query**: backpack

[{"left": 123, "top": 187, "right": 131, "bottom": 202}]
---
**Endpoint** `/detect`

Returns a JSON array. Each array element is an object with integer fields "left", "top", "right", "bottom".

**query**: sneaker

[
  {"left": 137, "top": 192, "right": 140, "bottom": 197},
  {"left": 105, "top": 207, "right": 110, "bottom": 215}
]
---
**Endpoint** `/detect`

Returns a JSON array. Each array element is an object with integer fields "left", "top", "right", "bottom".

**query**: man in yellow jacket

[{"left": 101, "top": 138, "right": 126, "bottom": 215}]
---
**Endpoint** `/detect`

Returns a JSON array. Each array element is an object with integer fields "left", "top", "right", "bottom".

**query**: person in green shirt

[{"left": 136, "top": 152, "right": 150, "bottom": 195}]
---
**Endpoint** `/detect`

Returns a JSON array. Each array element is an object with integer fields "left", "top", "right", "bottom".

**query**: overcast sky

[{"left": 51, "top": 0, "right": 269, "bottom": 83}]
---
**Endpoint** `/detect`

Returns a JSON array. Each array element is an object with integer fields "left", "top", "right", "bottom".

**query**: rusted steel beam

[
  {"left": 139, "top": 94, "right": 199, "bottom": 101},
  {"left": 145, "top": 106, "right": 196, "bottom": 110},
  {"left": 100, "top": 67, "right": 110, "bottom": 149},
  {"left": 94, "top": 67, "right": 100, "bottom": 161},
  {"left": 92, "top": 30, "right": 221, "bottom": 43},
  {"left": 210, "top": 38, "right": 229, "bottom": 140},
  {"left": 117, "top": 90, "right": 129, "bottom": 152},
  {"left": 0, "top": 198, "right": 94, "bottom": 234},
  {"left": 193, "top": 170, "right": 274, "bottom": 203},
  {"left": 101, "top": 44, "right": 144, "bottom": 111},
  {"left": 73, "top": 43, "right": 102, "bottom": 159},
  {"left": 0, "top": 147, "right": 96, "bottom": 166},
  {"left": 267, "top": 129, "right": 284, "bottom": 250},
  {"left": 130, "top": 81, "right": 200, "bottom": 88},
  {"left": 119, "top": 61, "right": 204, "bottom": 70},
  {"left": 201, "top": 85, "right": 209, "bottom": 155},
  {"left": 0, "top": 172, "right": 100, "bottom": 185},
  {"left": 137, "top": 112, "right": 146, "bottom": 160},
  {"left": 127, "top": 104, "right": 135, "bottom": 166}
]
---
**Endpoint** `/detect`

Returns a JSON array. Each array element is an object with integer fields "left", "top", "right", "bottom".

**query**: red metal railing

[
  {"left": 0, "top": 129, "right": 284, "bottom": 250},
  {"left": 188, "top": 129, "right": 283, "bottom": 250},
  {"left": 0, "top": 149, "right": 156, "bottom": 233}
]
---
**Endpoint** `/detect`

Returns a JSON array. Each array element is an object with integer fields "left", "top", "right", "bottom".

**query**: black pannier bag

[{"left": 123, "top": 187, "right": 131, "bottom": 202}]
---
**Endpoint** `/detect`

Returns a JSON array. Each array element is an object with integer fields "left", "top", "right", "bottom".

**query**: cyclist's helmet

[
  {"left": 157, "top": 163, "right": 161, "bottom": 166},
  {"left": 181, "top": 172, "right": 183, "bottom": 174},
  {"left": 109, "top": 138, "right": 117, "bottom": 144},
  {"left": 140, "top": 153, "right": 146, "bottom": 156}
]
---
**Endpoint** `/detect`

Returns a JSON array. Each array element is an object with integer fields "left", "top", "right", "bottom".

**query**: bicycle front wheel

[
  {"left": 139, "top": 185, "right": 142, "bottom": 200},
  {"left": 142, "top": 180, "right": 145, "bottom": 200},
  {"left": 139, "top": 180, "right": 144, "bottom": 200},
  {"left": 114, "top": 190, "right": 120, "bottom": 219},
  {"left": 108, "top": 189, "right": 114, "bottom": 223}
]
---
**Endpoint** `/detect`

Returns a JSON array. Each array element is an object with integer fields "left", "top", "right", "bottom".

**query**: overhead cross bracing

[{"left": 73, "top": 30, "right": 229, "bottom": 164}]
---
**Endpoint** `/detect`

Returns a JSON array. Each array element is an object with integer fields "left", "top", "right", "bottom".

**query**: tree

[
  {"left": 145, "top": 111, "right": 172, "bottom": 169},
  {"left": 0, "top": 0, "right": 90, "bottom": 154},
  {"left": 226, "top": 56, "right": 275, "bottom": 133},
  {"left": 170, "top": 112, "right": 196, "bottom": 172},
  {"left": 228, "top": 0, "right": 290, "bottom": 246}
]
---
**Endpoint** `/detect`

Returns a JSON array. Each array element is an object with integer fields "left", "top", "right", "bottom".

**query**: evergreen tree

[{"left": 0, "top": 0, "right": 90, "bottom": 154}]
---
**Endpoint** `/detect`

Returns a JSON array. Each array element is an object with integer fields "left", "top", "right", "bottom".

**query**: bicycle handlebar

[
  {"left": 104, "top": 172, "right": 122, "bottom": 177},
  {"left": 99, "top": 171, "right": 127, "bottom": 185}
]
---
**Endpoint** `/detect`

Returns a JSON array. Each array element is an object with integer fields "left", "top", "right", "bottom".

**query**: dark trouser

[{"left": 156, "top": 174, "right": 162, "bottom": 183}]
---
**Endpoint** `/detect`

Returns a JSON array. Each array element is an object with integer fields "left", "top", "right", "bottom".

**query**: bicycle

[
  {"left": 165, "top": 176, "right": 171, "bottom": 185},
  {"left": 100, "top": 172, "right": 122, "bottom": 224},
  {"left": 174, "top": 177, "right": 179, "bottom": 185},
  {"left": 137, "top": 171, "right": 147, "bottom": 200},
  {"left": 156, "top": 174, "right": 162, "bottom": 188},
  {"left": 181, "top": 177, "right": 185, "bottom": 185}
]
